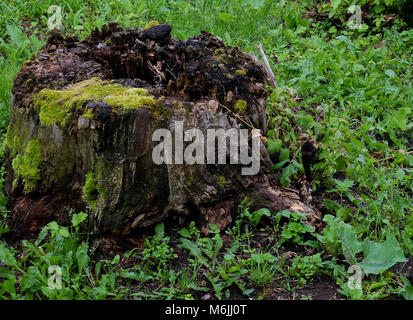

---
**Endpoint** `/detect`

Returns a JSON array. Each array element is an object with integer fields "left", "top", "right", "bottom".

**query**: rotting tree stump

[{"left": 3, "top": 23, "right": 318, "bottom": 239}]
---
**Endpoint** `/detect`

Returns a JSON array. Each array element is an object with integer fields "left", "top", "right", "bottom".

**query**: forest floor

[{"left": 0, "top": 0, "right": 412, "bottom": 300}]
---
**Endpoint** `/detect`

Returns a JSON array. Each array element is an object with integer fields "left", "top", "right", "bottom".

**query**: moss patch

[
  {"left": 12, "top": 140, "right": 42, "bottom": 194},
  {"left": 144, "top": 20, "right": 160, "bottom": 30},
  {"left": 82, "top": 165, "right": 111, "bottom": 210},
  {"left": 82, "top": 108, "right": 94, "bottom": 119},
  {"left": 82, "top": 171, "right": 99, "bottom": 210},
  {"left": 103, "top": 87, "right": 154, "bottom": 109},
  {"left": 34, "top": 78, "right": 155, "bottom": 127},
  {"left": 185, "top": 175, "right": 196, "bottom": 187},
  {"left": 234, "top": 99, "right": 247, "bottom": 113},
  {"left": 235, "top": 69, "right": 246, "bottom": 76},
  {"left": 212, "top": 48, "right": 230, "bottom": 63},
  {"left": 216, "top": 175, "right": 231, "bottom": 189},
  {"left": 95, "top": 162, "right": 110, "bottom": 202},
  {"left": 5, "top": 130, "right": 21, "bottom": 157},
  {"left": 10, "top": 136, "right": 21, "bottom": 157}
]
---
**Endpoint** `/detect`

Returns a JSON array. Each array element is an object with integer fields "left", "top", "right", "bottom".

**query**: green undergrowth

[{"left": 1, "top": 200, "right": 411, "bottom": 300}]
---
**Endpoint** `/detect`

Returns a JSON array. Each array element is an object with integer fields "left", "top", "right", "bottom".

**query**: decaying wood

[
  {"left": 3, "top": 23, "right": 318, "bottom": 239},
  {"left": 257, "top": 43, "right": 277, "bottom": 88}
]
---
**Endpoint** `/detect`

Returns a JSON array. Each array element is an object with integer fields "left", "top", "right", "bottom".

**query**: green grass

[{"left": 0, "top": 0, "right": 412, "bottom": 300}]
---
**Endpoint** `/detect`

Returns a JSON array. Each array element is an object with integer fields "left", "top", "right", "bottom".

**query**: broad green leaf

[
  {"left": 47, "top": 221, "right": 69, "bottom": 238},
  {"left": 0, "top": 242, "right": 18, "bottom": 269},
  {"left": 72, "top": 212, "right": 88, "bottom": 227},
  {"left": 389, "top": 107, "right": 411, "bottom": 131},
  {"left": 76, "top": 242, "right": 90, "bottom": 274},
  {"left": 279, "top": 148, "right": 290, "bottom": 161},
  {"left": 359, "top": 234, "right": 406, "bottom": 275},
  {"left": 3, "top": 278, "right": 16, "bottom": 296},
  {"left": 395, "top": 168, "right": 405, "bottom": 181},
  {"left": 401, "top": 286, "right": 413, "bottom": 300},
  {"left": 251, "top": 208, "right": 271, "bottom": 225},
  {"left": 336, "top": 206, "right": 352, "bottom": 221},
  {"left": 267, "top": 138, "right": 282, "bottom": 155},
  {"left": 41, "top": 286, "right": 56, "bottom": 299},
  {"left": 341, "top": 227, "right": 363, "bottom": 265}
]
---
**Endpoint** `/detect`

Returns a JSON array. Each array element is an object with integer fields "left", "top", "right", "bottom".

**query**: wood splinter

[{"left": 257, "top": 43, "right": 278, "bottom": 88}]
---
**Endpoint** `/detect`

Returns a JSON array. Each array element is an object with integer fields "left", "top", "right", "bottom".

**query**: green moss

[
  {"left": 82, "top": 108, "right": 94, "bottom": 119},
  {"left": 185, "top": 175, "right": 196, "bottom": 187},
  {"left": 10, "top": 136, "right": 21, "bottom": 157},
  {"left": 34, "top": 78, "right": 155, "bottom": 127},
  {"left": 103, "top": 87, "right": 154, "bottom": 109},
  {"left": 82, "top": 163, "right": 112, "bottom": 210},
  {"left": 5, "top": 112, "right": 33, "bottom": 160},
  {"left": 235, "top": 69, "right": 246, "bottom": 76},
  {"left": 12, "top": 139, "right": 42, "bottom": 193},
  {"left": 217, "top": 63, "right": 225, "bottom": 69},
  {"left": 212, "top": 48, "right": 229, "bottom": 63},
  {"left": 144, "top": 20, "right": 160, "bottom": 30},
  {"left": 216, "top": 175, "right": 230, "bottom": 189},
  {"left": 96, "top": 168, "right": 109, "bottom": 202},
  {"left": 82, "top": 171, "right": 98, "bottom": 210},
  {"left": 234, "top": 99, "right": 247, "bottom": 113}
]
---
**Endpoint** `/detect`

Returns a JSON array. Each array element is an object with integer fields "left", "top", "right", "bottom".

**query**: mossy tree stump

[{"left": 3, "top": 23, "right": 317, "bottom": 238}]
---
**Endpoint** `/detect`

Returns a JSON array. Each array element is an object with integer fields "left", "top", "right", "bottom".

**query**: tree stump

[{"left": 3, "top": 23, "right": 316, "bottom": 238}]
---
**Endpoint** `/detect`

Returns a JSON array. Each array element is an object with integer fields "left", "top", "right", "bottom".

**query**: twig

[
  {"left": 257, "top": 43, "right": 277, "bottom": 88},
  {"left": 147, "top": 61, "right": 165, "bottom": 82},
  {"left": 220, "top": 103, "right": 256, "bottom": 130}
]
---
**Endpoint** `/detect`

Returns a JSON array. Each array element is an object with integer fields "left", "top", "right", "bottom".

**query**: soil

[{"left": 91, "top": 217, "right": 343, "bottom": 300}]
